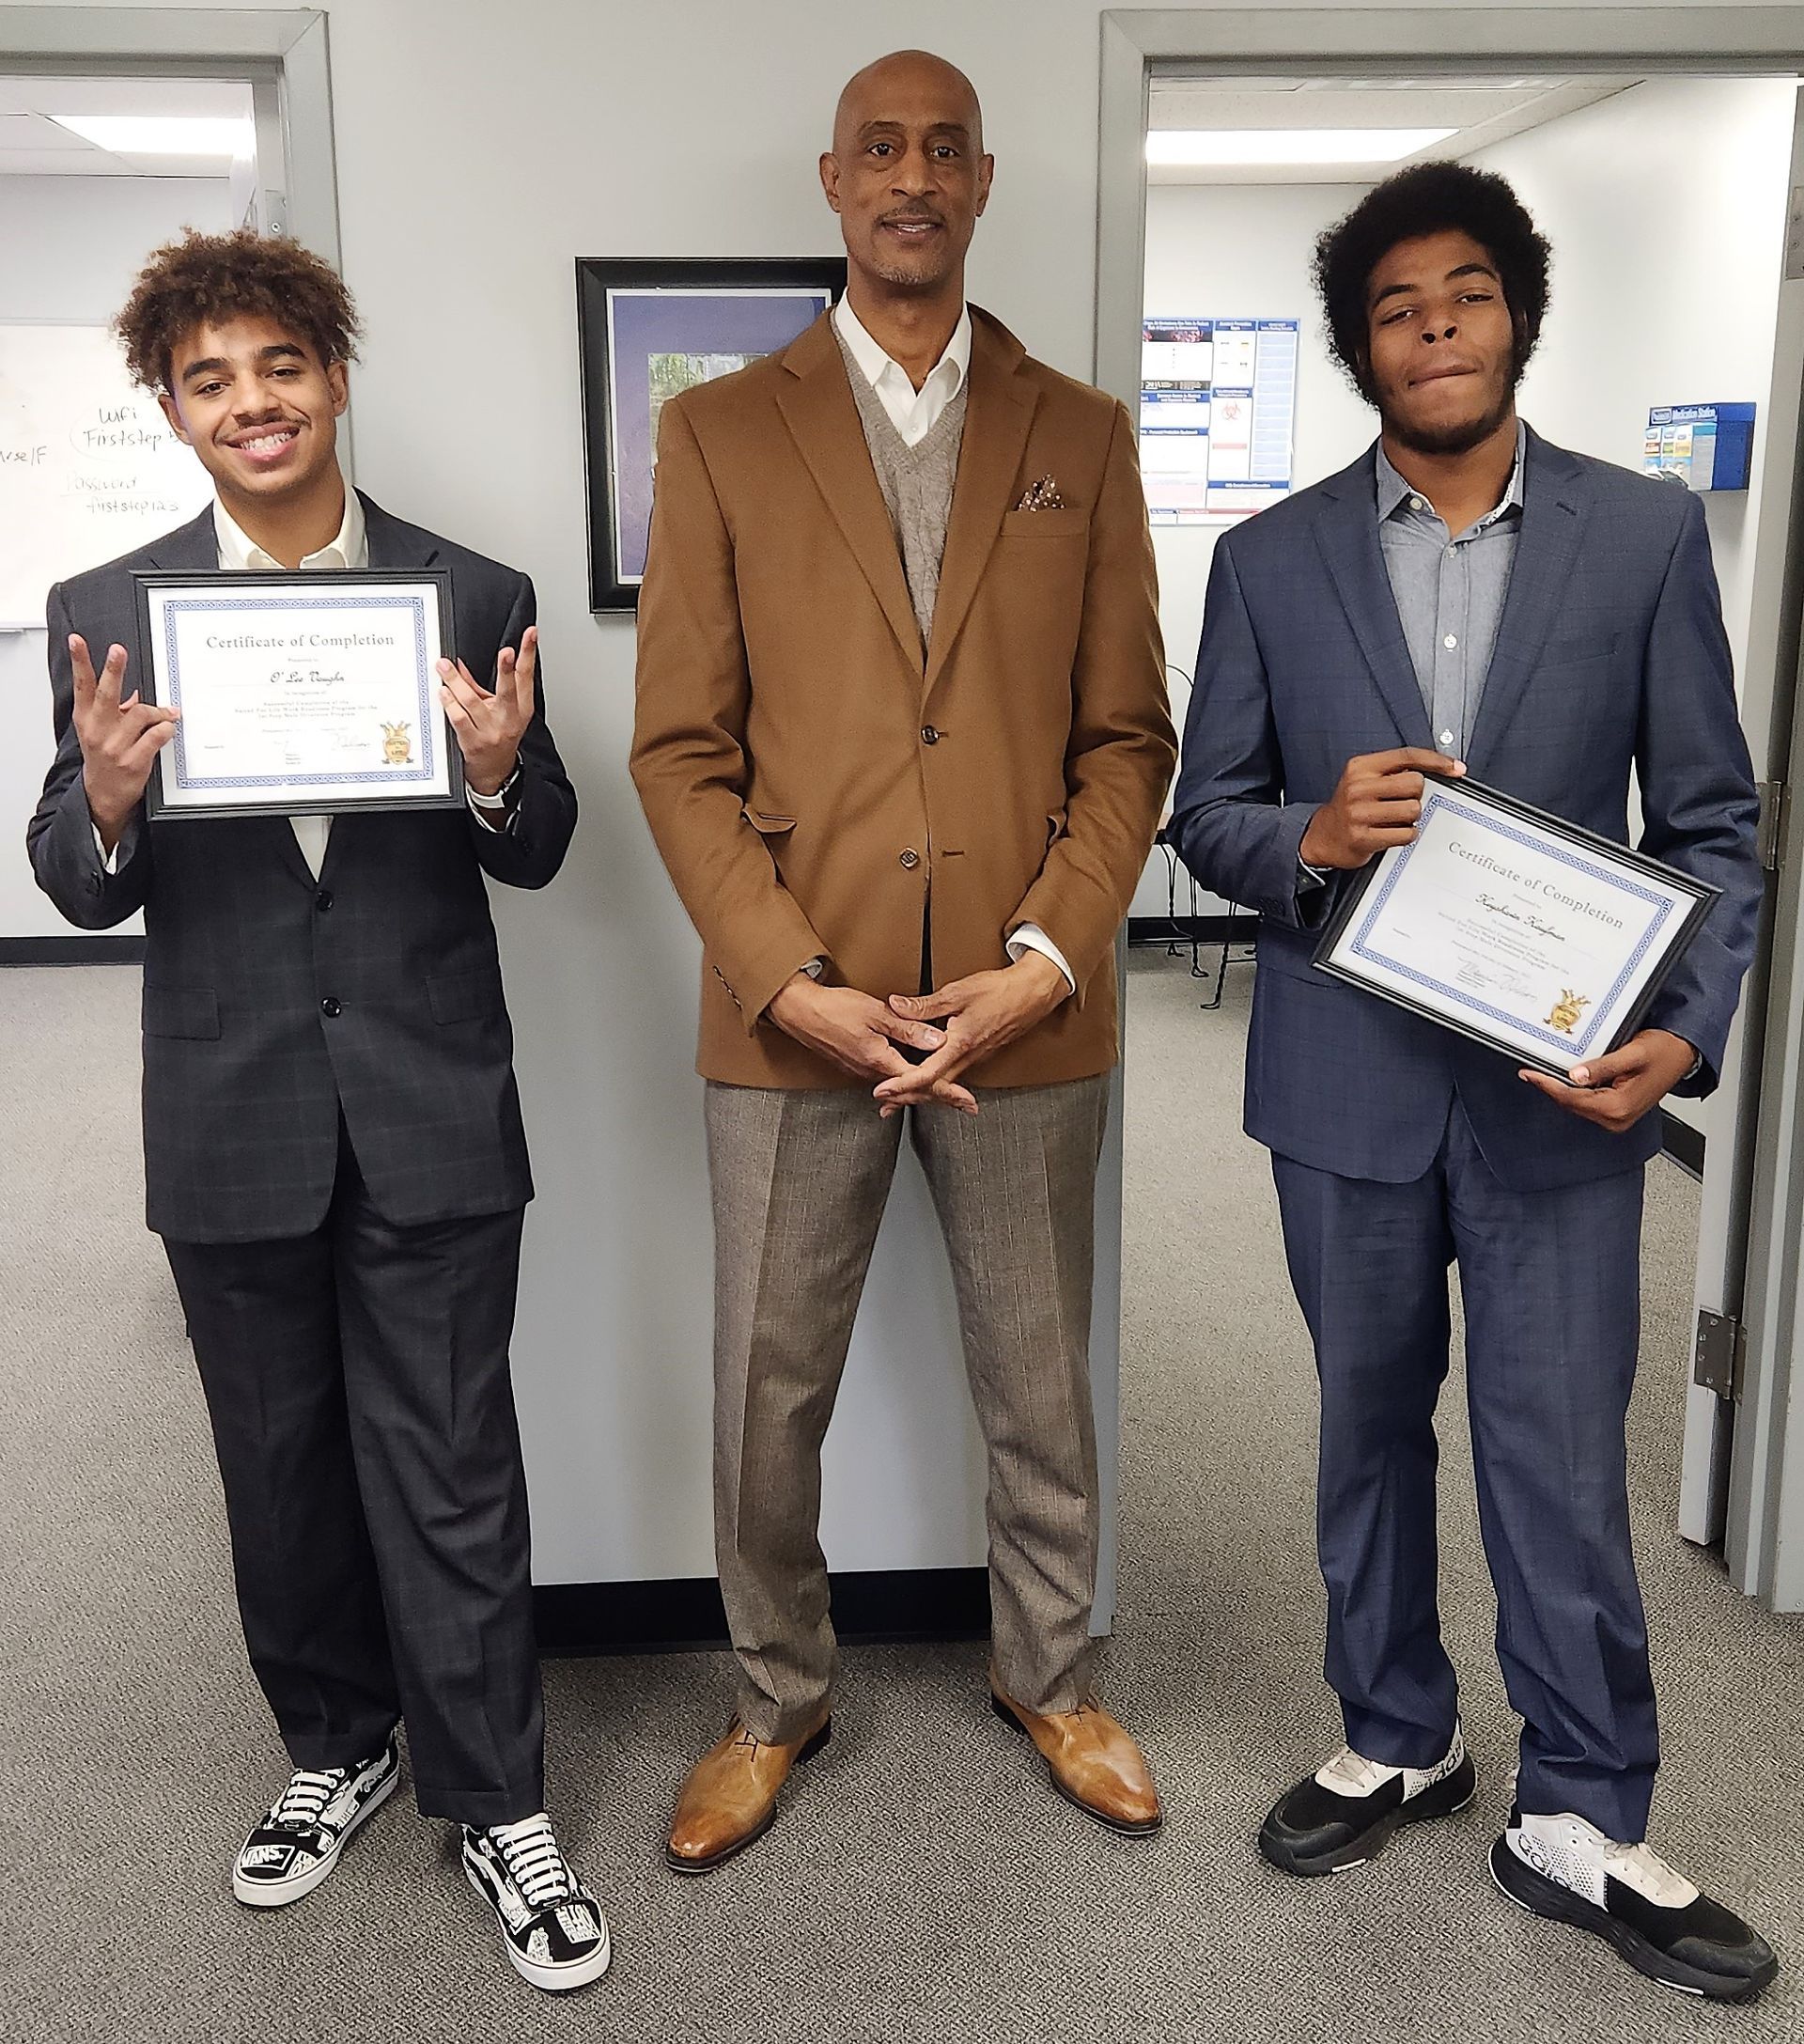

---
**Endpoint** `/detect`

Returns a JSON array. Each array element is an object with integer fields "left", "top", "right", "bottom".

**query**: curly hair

[
  {"left": 116, "top": 227, "right": 362, "bottom": 393},
  {"left": 1314, "top": 163, "right": 1551, "bottom": 401}
]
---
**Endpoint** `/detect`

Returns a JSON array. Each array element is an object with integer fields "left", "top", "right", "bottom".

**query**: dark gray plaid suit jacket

[
  {"left": 1171, "top": 429, "right": 1762, "bottom": 1194},
  {"left": 27, "top": 494, "right": 578, "bottom": 1242}
]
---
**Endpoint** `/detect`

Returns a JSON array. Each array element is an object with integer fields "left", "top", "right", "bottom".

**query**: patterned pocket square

[{"left": 1016, "top": 476, "right": 1066, "bottom": 511}]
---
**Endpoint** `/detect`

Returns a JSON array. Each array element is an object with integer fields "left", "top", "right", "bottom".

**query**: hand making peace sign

[
  {"left": 68, "top": 634, "right": 180, "bottom": 851},
  {"left": 437, "top": 624, "right": 537, "bottom": 796}
]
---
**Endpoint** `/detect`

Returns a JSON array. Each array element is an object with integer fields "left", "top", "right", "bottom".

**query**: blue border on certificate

[
  {"left": 1346, "top": 789, "right": 1678, "bottom": 1056},
  {"left": 162, "top": 592, "right": 436, "bottom": 791}
]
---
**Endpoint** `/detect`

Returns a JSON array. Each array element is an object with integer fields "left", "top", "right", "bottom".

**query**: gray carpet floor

[{"left": 2, "top": 948, "right": 1799, "bottom": 2043}]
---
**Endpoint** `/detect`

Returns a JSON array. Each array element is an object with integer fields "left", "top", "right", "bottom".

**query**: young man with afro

[{"left": 1171, "top": 163, "right": 1774, "bottom": 2002}]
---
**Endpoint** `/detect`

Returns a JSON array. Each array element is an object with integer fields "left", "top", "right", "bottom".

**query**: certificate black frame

[
  {"left": 132, "top": 568, "right": 463, "bottom": 822},
  {"left": 575, "top": 257, "right": 847, "bottom": 614},
  {"left": 1310, "top": 775, "right": 1722, "bottom": 1080}
]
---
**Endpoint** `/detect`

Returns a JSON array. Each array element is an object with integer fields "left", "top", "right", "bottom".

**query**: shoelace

[
  {"left": 1316, "top": 1746, "right": 1397, "bottom": 1798},
  {"left": 489, "top": 1813, "right": 575, "bottom": 1913},
  {"left": 271, "top": 1765, "right": 347, "bottom": 1833},
  {"left": 1600, "top": 1838, "right": 1700, "bottom": 1909}
]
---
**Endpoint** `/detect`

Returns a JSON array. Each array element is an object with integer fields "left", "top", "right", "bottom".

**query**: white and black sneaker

[
  {"left": 462, "top": 1813, "right": 611, "bottom": 1992},
  {"left": 1492, "top": 1809, "right": 1778, "bottom": 2003},
  {"left": 1259, "top": 1725, "right": 1475, "bottom": 1876},
  {"left": 232, "top": 1739, "right": 399, "bottom": 1907}
]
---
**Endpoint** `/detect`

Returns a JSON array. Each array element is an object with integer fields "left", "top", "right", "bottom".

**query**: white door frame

[
  {"left": 1096, "top": 7, "right": 1804, "bottom": 1608},
  {"left": 0, "top": 7, "right": 337, "bottom": 254}
]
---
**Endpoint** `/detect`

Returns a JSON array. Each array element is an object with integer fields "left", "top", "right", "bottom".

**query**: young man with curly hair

[
  {"left": 1171, "top": 164, "right": 1775, "bottom": 2000},
  {"left": 26, "top": 230, "right": 608, "bottom": 1992}
]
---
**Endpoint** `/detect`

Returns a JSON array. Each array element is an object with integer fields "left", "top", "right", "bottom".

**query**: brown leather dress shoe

[
  {"left": 990, "top": 1681, "right": 1162, "bottom": 1835},
  {"left": 665, "top": 1713, "right": 832, "bottom": 1874}
]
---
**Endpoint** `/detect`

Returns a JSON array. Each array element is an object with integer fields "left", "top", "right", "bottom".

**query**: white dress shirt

[
  {"left": 827, "top": 297, "right": 1076, "bottom": 996},
  {"left": 833, "top": 294, "right": 972, "bottom": 447}
]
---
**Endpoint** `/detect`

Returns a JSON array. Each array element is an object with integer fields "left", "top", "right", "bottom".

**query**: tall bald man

[{"left": 632, "top": 52, "right": 1175, "bottom": 1868}]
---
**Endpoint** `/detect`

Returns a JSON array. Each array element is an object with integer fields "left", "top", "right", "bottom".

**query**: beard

[
  {"left": 862, "top": 245, "right": 955, "bottom": 292},
  {"left": 1378, "top": 361, "right": 1518, "bottom": 459},
  {"left": 863, "top": 254, "right": 945, "bottom": 290}
]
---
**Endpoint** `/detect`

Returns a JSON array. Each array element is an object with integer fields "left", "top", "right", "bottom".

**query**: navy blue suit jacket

[
  {"left": 27, "top": 494, "right": 577, "bottom": 1241},
  {"left": 1170, "top": 429, "right": 1761, "bottom": 1192}
]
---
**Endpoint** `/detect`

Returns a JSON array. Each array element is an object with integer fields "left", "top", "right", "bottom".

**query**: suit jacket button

[
  {"left": 319, "top": 995, "right": 342, "bottom": 1018},
  {"left": 315, "top": 888, "right": 334, "bottom": 913},
  {"left": 921, "top": 726, "right": 940, "bottom": 745},
  {"left": 899, "top": 849, "right": 920, "bottom": 869}
]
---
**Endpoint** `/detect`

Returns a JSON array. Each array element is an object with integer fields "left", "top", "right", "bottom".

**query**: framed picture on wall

[{"left": 575, "top": 257, "right": 847, "bottom": 613}]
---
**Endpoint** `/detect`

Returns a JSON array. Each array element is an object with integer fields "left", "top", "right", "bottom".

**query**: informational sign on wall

[
  {"left": 0, "top": 324, "right": 212, "bottom": 628},
  {"left": 1642, "top": 402, "right": 1756, "bottom": 493},
  {"left": 1139, "top": 316, "right": 1299, "bottom": 524}
]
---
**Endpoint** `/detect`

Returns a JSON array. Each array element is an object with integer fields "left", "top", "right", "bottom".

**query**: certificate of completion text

[
  {"left": 141, "top": 577, "right": 455, "bottom": 813},
  {"left": 1316, "top": 784, "right": 1708, "bottom": 1075}
]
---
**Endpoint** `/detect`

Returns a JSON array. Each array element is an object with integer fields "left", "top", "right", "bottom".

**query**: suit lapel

[
  {"left": 141, "top": 506, "right": 222, "bottom": 571},
  {"left": 1463, "top": 431, "right": 1590, "bottom": 777},
  {"left": 923, "top": 313, "right": 1037, "bottom": 697},
  {"left": 358, "top": 492, "right": 442, "bottom": 571},
  {"left": 775, "top": 316, "right": 922, "bottom": 670},
  {"left": 1313, "top": 460, "right": 1433, "bottom": 750}
]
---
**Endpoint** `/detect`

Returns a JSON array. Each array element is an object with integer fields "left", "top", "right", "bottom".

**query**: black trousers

[{"left": 163, "top": 1125, "right": 544, "bottom": 1826}]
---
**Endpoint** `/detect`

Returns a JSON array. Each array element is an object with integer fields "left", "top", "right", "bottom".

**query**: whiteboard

[{"left": 0, "top": 324, "right": 214, "bottom": 628}]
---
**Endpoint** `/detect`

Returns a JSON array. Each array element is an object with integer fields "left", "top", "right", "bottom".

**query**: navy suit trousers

[{"left": 1272, "top": 1100, "right": 1657, "bottom": 1841}]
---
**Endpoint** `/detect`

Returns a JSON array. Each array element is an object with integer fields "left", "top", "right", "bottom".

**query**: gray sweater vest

[{"left": 837, "top": 333, "right": 968, "bottom": 647}]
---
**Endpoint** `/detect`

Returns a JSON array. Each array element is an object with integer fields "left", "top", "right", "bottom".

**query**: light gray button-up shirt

[{"left": 1375, "top": 420, "right": 1527, "bottom": 758}]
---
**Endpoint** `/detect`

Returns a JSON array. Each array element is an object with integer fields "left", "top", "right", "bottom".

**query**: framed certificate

[
  {"left": 132, "top": 570, "right": 462, "bottom": 819},
  {"left": 1313, "top": 778, "right": 1719, "bottom": 1078}
]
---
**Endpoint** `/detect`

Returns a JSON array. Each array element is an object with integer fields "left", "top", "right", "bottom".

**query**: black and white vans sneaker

[
  {"left": 232, "top": 1739, "right": 399, "bottom": 1907},
  {"left": 1259, "top": 1725, "right": 1475, "bottom": 1876},
  {"left": 1492, "top": 1811, "right": 1778, "bottom": 2003},
  {"left": 462, "top": 1813, "right": 611, "bottom": 1992}
]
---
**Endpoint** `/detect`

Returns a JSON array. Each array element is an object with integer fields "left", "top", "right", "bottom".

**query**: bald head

[
  {"left": 821, "top": 50, "right": 992, "bottom": 304},
  {"left": 832, "top": 49, "right": 983, "bottom": 156}
]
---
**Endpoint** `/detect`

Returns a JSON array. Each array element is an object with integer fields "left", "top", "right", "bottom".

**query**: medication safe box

[{"left": 1643, "top": 403, "right": 1756, "bottom": 491}]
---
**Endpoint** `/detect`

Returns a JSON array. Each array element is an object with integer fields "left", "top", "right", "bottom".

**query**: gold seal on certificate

[
  {"left": 1313, "top": 777, "right": 1719, "bottom": 1078},
  {"left": 131, "top": 569, "right": 462, "bottom": 819}
]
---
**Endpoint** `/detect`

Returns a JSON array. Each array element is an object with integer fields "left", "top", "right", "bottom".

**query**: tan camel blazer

[{"left": 630, "top": 304, "right": 1175, "bottom": 1088}]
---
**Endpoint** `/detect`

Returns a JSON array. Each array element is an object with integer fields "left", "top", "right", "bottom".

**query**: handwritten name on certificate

[
  {"left": 1314, "top": 781, "right": 1717, "bottom": 1077},
  {"left": 133, "top": 570, "right": 459, "bottom": 818}
]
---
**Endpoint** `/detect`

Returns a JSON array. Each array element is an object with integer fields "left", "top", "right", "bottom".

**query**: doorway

[{"left": 1101, "top": 7, "right": 1804, "bottom": 1611}]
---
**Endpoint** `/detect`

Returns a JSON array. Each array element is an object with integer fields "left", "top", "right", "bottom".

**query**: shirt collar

[
  {"left": 833, "top": 293, "right": 972, "bottom": 398},
  {"left": 1375, "top": 418, "right": 1528, "bottom": 530},
  {"left": 212, "top": 484, "right": 367, "bottom": 570}
]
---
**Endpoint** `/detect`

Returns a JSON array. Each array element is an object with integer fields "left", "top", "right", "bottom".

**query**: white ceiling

[
  {"left": 0, "top": 76, "right": 252, "bottom": 179},
  {"left": 1147, "top": 75, "right": 1641, "bottom": 183}
]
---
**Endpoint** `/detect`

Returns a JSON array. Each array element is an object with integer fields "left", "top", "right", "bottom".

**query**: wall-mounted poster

[
  {"left": 1139, "top": 316, "right": 1299, "bottom": 524},
  {"left": 576, "top": 257, "right": 846, "bottom": 612}
]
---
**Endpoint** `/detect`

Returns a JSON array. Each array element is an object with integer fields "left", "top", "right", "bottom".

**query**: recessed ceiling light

[
  {"left": 49, "top": 114, "right": 254, "bottom": 158},
  {"left": 1147, "top": 127, "right": 1457, "bottom": 167}
]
